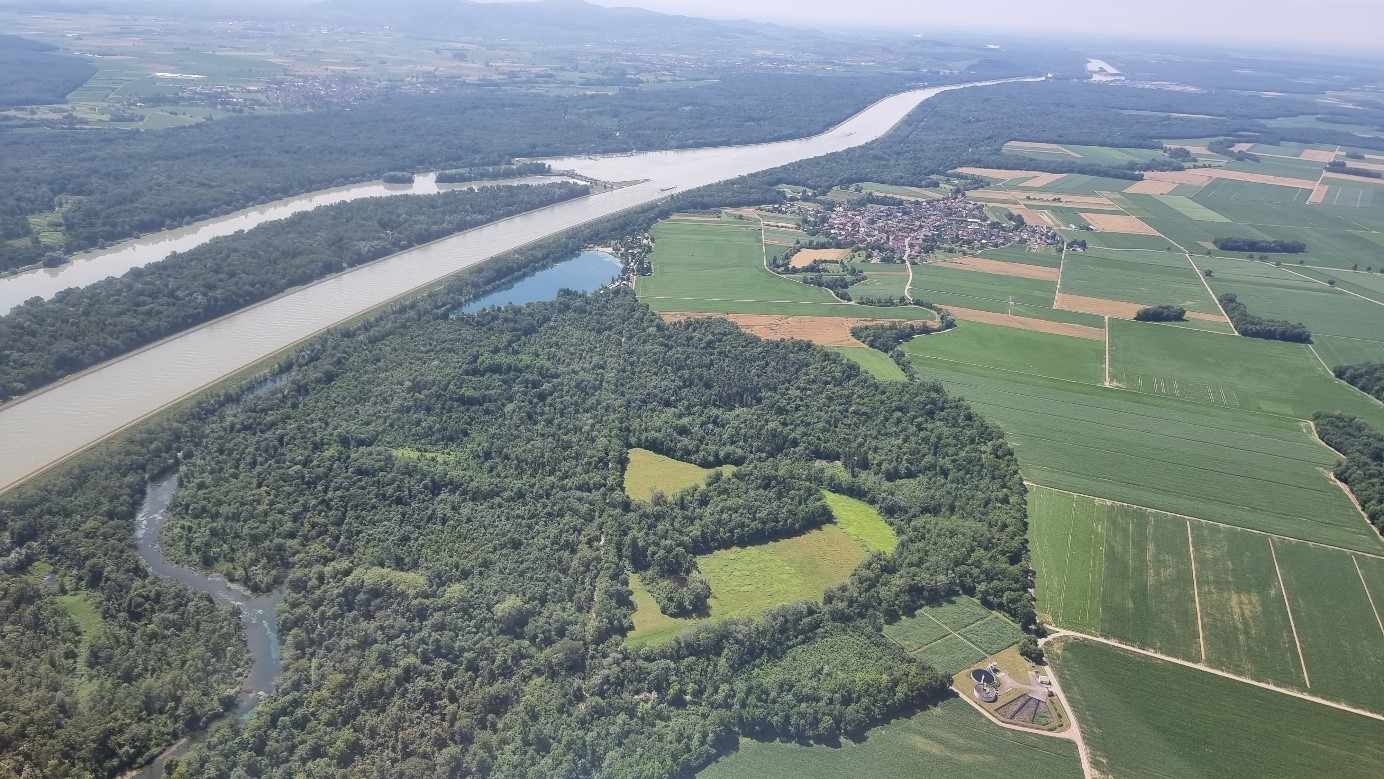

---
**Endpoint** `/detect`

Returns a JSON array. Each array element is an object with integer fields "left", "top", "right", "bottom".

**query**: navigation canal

[{"left": 0, "top": 77, "right": 1036, "bottom": 496}]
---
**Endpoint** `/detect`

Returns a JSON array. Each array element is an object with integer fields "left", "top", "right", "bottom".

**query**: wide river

[
  {"left": 0, "top": 76, "right": 1034, "bottom": 495},
  {"left": 0, "top": 173, "right": 576, "bottom": 313}
]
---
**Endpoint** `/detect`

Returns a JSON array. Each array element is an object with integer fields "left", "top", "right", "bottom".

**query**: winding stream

[{"left": 130, "top": 474, "right": 283, "bottom": 778}]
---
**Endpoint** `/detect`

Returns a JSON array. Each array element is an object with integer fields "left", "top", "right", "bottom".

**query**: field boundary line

[
  {"left": 1280, "top": 264, "right": 1384, "bottom": 308},
  {"left": 1103, "top": 317, "right": 1111, "bottom": 387},
  {"left": 1186, "top": 520, "right": 1207, "bottom": 663},
  {"left": 1098, "top": 190, "right": 1231, "bottom": 324},
  {"left": 1044, "top": 631, "right": 1384, "bottom": 721},
  {"left": 1025, "top": 483, "right": 1384, "bottom": 560},
  {"left": 1353, "top": 556, "right": 1384, "bottom": 639},
  {"left": 1268, "top": 537, "right": 1312, "bottom": 688}
]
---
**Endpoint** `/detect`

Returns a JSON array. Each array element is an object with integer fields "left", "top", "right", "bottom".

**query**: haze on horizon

[{"left": 576, "top": 0, "right": 1384, "bottom": 55}]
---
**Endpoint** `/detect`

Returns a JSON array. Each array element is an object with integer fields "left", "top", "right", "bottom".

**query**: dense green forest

[
  {"left": 0, "top": 71, "right": 928, "bottom": 272},
  {"left": 149, "top": 289, "right": 1026, "bottom": 777},
  {"left": 0, "top": 183, "right": 587, "bottom": 402},
  {"left": 0, "top": 412, "right": 250, "bottom": 779},
  {"left": 1335, "top": 363, "right": 1384, "bottom": 402},
  {"left": 0, "top": 35, "right": 95, "bottom": 107},
  {"left": 1313, "top": 413, "right": 1384, "bottom": 535}
]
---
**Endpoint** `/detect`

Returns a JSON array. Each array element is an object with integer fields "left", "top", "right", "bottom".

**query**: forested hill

[
  {"left": 0, "top": 72, "right": 926, "bottom": 273},
  {"left": 108, "top": 289, "right": 1026, "bottom": 777}
]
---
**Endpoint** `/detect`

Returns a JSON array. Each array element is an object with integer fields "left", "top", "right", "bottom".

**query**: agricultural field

[
  {"left": 623, "top": 447, "right": 733, "bottom": 501},
  {"left": 697, "top": 697, "right": 1081, "bottom": 779},
  {"left": 1031, "top": 485, "right": 1384, "bottom": 709},
  {"left": 637, "top": 217, "right": 935, "bottom": 322},
  {"left": 627, "top": 488, "right": 893, "bottom": 646},
  {"left": 1057, "top": 247, "right": 1223, "bottom": 317},
  {"left": 825, "top": 346, "right": 907, "bottom": 381},
  {"left": 884, "top": 596, "right": 1025, "bottom": 675},
  {"left": 1107, "top": 317, "right": 1384, "bottom": 425},
  {"left": 1049, "top": 640, "right": 1384, "bottom": 779},
  {"left": 902, "top": 321, "right": 1105, "bottom": 385}
]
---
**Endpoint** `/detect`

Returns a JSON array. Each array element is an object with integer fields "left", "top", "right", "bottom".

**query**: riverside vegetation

[{"left": 0, "top": 183, "right": 587, "bottom": 402}]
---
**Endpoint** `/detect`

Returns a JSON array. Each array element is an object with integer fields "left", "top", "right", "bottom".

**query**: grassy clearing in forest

[
  {"left": 627, "top": 502, "right": 885, "bottom": 645},
  {"left": 697, "top": 696, "right": 1081, "bottom": 779},
  {"left": 1049, "top": 639, "right": 1384, "bottom": 779},
  {"left": 623, "top": 448, "right": 732, "bottom": 501},
  {"left": 827, "top": 346, "right": 907, "bottom": 381}
]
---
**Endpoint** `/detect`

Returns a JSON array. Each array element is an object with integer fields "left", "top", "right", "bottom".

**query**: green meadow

[{"left": 623, "top": 447, "right": 733, "bottom": 501}]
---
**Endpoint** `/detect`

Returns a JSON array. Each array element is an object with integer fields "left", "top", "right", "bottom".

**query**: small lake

[{"left": 459, "top": 250, "right": 621, "bottom": 313}]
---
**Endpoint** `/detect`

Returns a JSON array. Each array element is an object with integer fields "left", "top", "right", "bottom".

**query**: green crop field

[
  {"left": 1273, "top": 542, "right": 1384, "bottom": 709},
  {"left": 903, "top": 321, "right": 1105, "bottom": 385},
  {"left": 957, "top": 616, "right": 1027, "bottom": 655},
  {"left": 697, "top": 697, "right": 1082, "bottom": 779},
  {"left": 913, "top": 634, "right": 988, "bottom": 675},
  {"left": 623, "top": 448, "right": 732, "bottom": 500},
  {"left": 849, "top": 270, "right": 910, "bottom": 302},
  {"left": 1152, "top": 195, "right": 1231, "bottom": 222},
  {"left": 884, "top": 595, "right": 1022, "bottom": 674},
  {"left": 911, "top": 264, "right": 1101, "bottom": 326},
  {"left": 1059, "top": 249, "right": 1222, "bottom": 315},
  {"left": 1028, "top": 488, "right": 1199, "bottom": 660},
  {"left": 978, "top": 245, "right": 1064, "bottom": 267},
  {"left": 637, "top": 220, "right": 840, "bottom": 312},
  {"left": 1107, "top": 317, "right": 1384, "bottom": 425},
  {"left": 1050, "top": 639, "right": 1384, "bottom": 779},
  {"left": 1196, "top": 257, "right": 1384, "bottom": 352},
  {"left": 827, "top": 346, "right": 907, "bottom": 381},
  {"left": 1189, "top": 523, "right": 1306, "bottom": 688},
  {"left": 1072, "top": 231, "right": 1177, "bottom": 251},
  {"left": 822, "top": 492, "right": 897, "bottom": 553},
  {"left": 916, "top": 360, "right": 1378, "bottom": 551}
]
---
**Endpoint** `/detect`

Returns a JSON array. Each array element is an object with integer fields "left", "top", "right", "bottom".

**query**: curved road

[{"left": 0, "top": 77, "right": 1037, "bottom": 496}]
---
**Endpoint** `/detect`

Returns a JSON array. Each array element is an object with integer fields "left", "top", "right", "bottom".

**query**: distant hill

[{"left": 298, "top": 0, "right": 826, "bottom": 51}]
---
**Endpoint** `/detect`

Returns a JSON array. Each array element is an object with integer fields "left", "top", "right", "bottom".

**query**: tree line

[
  {"left": 1220, "top": 292, "right": 1313, "bottom": 343},
  {"left": 1334, "top": 363, "right": 1384, "bottom": 402},
  {"left": 0, "top": 183, "right": 588, "bottom": 403},
  {"left": 1312, "top": 412, "right": 1384, "bottom": 536},
  {"left": 1213, "top": 238, "right": 1307, "bottom": 254}
]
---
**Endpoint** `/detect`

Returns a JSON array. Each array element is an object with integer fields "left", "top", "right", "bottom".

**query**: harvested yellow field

[
  {"left": 789, "top": 247, "right": 850, "bottom": 268},
  {"left": 943, "top": 256, "right": 1060, "bottom": 281},
  {"left": 955, "top": 168, "right": 1068, "bottom": 187},
  {"left": 1082, "top": 212, "right": 1161, "bottom": 235},
  {"left": 1054, "top": 293, "right": 1226, "bottom": 322},
  {"left": 1230, "top": 142, "right": 1255, "bottom": 152},
  {"left": 944, "top": 306, "right": 1105, "bottom": 340},
  {"left": 1308, "top": 184, "right": 1329, "bottom": 205},
  {"left": 1144, "top": 169, "right": 1314, "bottom": 190},
  {"left": 658, "top": 312, "right": 929, "bottom": 347},
  {"left": 1123, "top": 179, "right": 1180, "bottom": 195},
  {"left": 1298, "top": 149, "right": 1337, "bottom": 162}
]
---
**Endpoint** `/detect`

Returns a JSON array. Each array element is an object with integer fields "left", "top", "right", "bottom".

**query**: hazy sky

[{"left": 581, "top": 0, "right": 1384, "bottom": 52}]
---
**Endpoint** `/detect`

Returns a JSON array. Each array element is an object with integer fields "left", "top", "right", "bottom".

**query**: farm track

[
  {"left": 1041, "top": 631, "right": 1384, "bottom": 722},
  {"left": 1026, "top": 483, "right": 1384, "bottom": 560}
]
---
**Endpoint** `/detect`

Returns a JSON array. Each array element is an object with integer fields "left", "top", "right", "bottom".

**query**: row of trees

[
  {"left": 1134, "top": 305, "right": 1187, "bottom": 322},
  {"left": 1334, "top": 363, "right": 1384, "bottom": 402},
  {"left": 0, "top": 183, "right": 588, "bottom": 402},
  {"left": 1312, "top": 412, "right": 1384, "bottom": 535},
  {"left": 1213, "top": 238, "right": 1307, "bottom": 253},
  {"left": 1220, "top": 293, "right": 1313, "bottom": 342}
]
